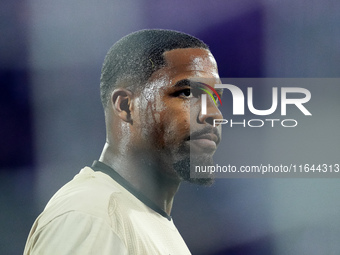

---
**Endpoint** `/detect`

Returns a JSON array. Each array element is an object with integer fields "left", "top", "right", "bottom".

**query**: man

[{"left": 24, "top": 29, "right": 223, "bottom": 254}]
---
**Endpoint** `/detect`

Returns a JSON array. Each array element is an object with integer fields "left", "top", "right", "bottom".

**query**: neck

[{"left": 99, "top": 143, "right": 181, "bottom": 215}]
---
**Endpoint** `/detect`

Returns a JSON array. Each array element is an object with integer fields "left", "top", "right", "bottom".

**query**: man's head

[{"left": 100, "top": 29, "right": 222, "bottom": 185}]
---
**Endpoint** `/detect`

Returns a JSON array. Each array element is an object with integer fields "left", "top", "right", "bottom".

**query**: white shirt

[{"left": 24, "top": 166, "right": 191, "bottom": 255}]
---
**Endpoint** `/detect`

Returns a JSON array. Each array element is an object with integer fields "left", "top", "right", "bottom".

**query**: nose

[{"left": 198, "top": 94, "right": 223, "bottom": 126}]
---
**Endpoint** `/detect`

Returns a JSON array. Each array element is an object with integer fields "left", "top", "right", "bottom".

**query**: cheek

[
  {"left": 135, "top": 99, "right": 170, "bottom": 148},
  {"left": 161, "top": 107, "right": 191, "bottom": 146},
  {"left": 135, "top": 93, "right": 165, "bottom": 137}
]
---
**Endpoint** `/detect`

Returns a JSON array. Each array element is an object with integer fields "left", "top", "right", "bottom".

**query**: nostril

[{"left": 205, "top": 117, "right": 215, "bottom": 126}]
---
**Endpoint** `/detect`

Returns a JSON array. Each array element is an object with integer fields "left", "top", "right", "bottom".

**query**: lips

[
  {"left": 191, "top": 133, "right": 219, "bottom": 144},
  {"left": 188, "top": 127, "right": 221, "bottom": 151}
]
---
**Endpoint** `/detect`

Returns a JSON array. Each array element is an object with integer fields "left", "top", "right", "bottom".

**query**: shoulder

[
  {"left": 39, "top": 167, "right": 122, "bottom": 227},
  {"left": 24, "top": 210, "right": 128, "bottom": 255},
  {"left": 24, "top": 167, "right": 130, "bottom": 254}
]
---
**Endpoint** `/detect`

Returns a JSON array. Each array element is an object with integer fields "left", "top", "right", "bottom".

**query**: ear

[{"left": 111, "top": 88, "right": 133, "bottom": 123}]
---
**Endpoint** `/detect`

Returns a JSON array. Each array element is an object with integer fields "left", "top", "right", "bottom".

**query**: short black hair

[{"left": 100, "top": 29, "right": 209, "bottom": 108}]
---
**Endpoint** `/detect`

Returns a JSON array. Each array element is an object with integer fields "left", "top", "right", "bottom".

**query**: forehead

[
  {"left": 164, "top": 48, "right": 219, "bottom": 79},
  {"left": 147, "top": 48, "right": 220, "bottom": 88}
]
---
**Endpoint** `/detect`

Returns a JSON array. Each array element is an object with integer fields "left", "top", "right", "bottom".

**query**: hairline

[{"left": 103, "top": 46, "right": 211, "bottom": 109}]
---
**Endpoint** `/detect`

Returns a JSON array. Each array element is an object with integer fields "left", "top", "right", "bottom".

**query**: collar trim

[{"left": 91, "top": 160, "right": 172, "bottom": 221}]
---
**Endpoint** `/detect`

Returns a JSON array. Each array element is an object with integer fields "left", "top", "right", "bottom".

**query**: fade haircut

[{"left": 100, "top": 29, "right": 209, "bottom": 108}]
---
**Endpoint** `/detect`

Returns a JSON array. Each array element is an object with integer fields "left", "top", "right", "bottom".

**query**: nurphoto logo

[{"left": 201, "top": 84, "right": 312, "bottom": 128}]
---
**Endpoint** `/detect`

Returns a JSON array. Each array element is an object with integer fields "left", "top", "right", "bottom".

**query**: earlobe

[{"left": 111, "top": 88, "right": 133, "bottom": 123}]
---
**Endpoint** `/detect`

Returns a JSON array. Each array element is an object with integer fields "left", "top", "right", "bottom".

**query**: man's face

[{"left": 131, "top": 48, "right": 223, "bottom": 184}]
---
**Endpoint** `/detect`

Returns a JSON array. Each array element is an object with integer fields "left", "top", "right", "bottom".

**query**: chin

[{"left": 173, "top": 154, "right": 215, "bottom": 186}]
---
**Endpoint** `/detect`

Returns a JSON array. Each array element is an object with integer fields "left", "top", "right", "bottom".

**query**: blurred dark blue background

[{"left": 1, "top": 1, "right": 340, "bottom": 254}]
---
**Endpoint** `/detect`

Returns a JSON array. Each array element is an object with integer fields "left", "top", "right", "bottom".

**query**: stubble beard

[{"left": 172, "top": 153, "right": 215, "bottom": 186}]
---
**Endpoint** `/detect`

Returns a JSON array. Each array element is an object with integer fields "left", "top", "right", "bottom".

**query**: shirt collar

[{"left": 91, "top": 160, "right": 172, "bottom": 221}]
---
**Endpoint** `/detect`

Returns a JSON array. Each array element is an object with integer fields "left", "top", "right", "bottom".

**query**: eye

[
  {"left": 173, "top": 88, "right": 201, "bottom": 99},
  {"left": 179, "top": 89, "right": 192, "bottom": 97},
  {"left": 173, "top": 89, "right": 194, "bottom": 98}
]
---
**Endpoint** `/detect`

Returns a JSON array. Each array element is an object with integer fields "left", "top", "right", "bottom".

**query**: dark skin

[{"left": 99, "top": 48, "right": 223, "bottom": 215}]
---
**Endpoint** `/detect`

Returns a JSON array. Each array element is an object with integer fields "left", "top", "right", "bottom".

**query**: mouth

[{"left": 188, "top": 128, "right": 221, "bottom": 152}]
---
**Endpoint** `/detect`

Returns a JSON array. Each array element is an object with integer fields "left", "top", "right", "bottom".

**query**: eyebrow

[
  {"left": 174, "top": 79, "right": 223, "bottom": 95},
  {"left": 173, "top": 79, "right": 196, "bottom": 88}
]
